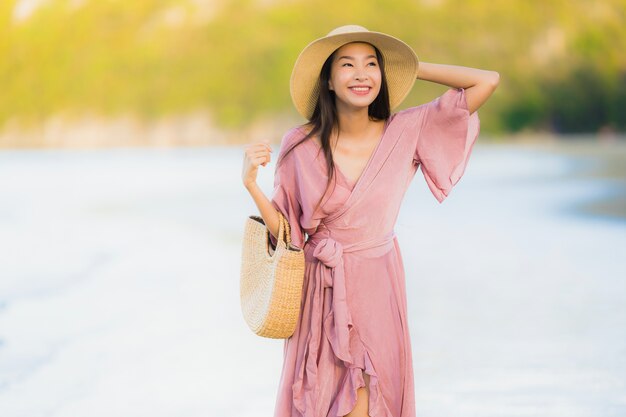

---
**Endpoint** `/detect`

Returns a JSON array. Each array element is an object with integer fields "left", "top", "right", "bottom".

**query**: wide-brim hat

[{"left": 290, "top": 25, "right": 419, "bottom": 120}]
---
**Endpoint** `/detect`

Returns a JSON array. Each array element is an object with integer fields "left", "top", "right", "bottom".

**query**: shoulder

[
  {"left": 389, "top": 88, "right": 466, "bottom": 126},
  {"left": 282, "top": 125, "right": 305, "bottom": 141},
  {"left": 276, "top": 124, "right": 310, "bottom": 166},
  {"left": 280, "top": 124, "right": 310, "bottom": 147},
  {"left": 389, "top": 102, "right": 429, "bottom": 127}
]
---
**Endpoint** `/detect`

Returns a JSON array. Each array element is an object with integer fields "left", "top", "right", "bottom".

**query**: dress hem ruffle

[{"left": 329, "top": 332, "right": 394, "bottom": 417}]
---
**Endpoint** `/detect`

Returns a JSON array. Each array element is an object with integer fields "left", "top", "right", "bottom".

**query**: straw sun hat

[{"left": 290, "top": 25, "right": 420, "bottom": 120}]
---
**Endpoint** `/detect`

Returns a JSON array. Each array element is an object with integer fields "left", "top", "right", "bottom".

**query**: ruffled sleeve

[
  {"left": 414, "top": 87, "right": 480, "bottom": 203},
  {"left": 269, "top": 129, "right": 306, "bottom": 250}
]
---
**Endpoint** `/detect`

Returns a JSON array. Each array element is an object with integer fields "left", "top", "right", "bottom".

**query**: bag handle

[{"left": 276, "top": 210, "right": 292, "bottom": 246}]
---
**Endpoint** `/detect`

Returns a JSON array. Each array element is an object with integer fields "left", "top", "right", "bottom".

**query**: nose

[{"left": 354, "top": 66, "right": 368, "bottom": 81}]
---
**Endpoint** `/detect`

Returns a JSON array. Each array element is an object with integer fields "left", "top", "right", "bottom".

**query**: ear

[{"left": 328, "top": 78, "right": 334, "bottom": 91}]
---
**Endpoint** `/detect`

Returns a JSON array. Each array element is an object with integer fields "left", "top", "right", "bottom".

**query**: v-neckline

[{"left": 302, "top": 119, "right": 390, "bottom": 191}]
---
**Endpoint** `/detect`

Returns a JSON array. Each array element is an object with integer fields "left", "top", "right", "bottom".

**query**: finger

[
  {"left": 249, "top": 143, "right": 272, "bottom": 154},
  {"left": 251, "top": 156, "right": 269, "bottom": 167},
  {"left": 248, "top": 149, "right": 271, "bottom": 160},
  {"left": 248, "top": 142, "right": 267, "bottom": 149}
]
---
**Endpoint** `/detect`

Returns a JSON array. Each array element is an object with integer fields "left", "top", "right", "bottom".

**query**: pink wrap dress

[{"left": 269, "top": 88, "right": 480, "bottom": 417}]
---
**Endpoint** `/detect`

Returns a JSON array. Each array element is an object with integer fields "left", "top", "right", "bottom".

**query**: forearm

[
  {"left": 417, "top": 62, "right": 497, "bottom": 88},
  {"left": 246, "top": 182, "right": 281, "bottom": 241},
  {"left": 417, "top": 62, "right": 500, "bottom": 114}
]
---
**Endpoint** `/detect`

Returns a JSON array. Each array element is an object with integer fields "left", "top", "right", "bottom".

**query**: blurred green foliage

[{"left": 1, "top": 0, "right": 625, "bottom": 133}]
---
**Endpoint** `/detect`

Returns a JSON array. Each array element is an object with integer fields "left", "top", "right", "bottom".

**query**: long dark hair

[{"left": 278, "top": 42, "right": 390, "bottom": 216}]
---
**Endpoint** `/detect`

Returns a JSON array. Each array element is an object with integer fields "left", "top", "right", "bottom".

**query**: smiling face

[{"left": 328, "top": 42, "right": 382, "bottom": 115}]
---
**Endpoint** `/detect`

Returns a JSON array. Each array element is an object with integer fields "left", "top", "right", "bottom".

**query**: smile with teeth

[{"left": 349, "top": 86, "right": 371, "bottom": 94}]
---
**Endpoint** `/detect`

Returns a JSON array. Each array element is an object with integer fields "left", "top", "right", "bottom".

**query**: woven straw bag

[{"left": 240, "top": 210, "right": 305, "bottom": 338}]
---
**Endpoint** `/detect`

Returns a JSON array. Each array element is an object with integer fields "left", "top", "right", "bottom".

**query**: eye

[
  {"left": 367, "top": 61, "right": 378, "bottom": 67},
  {"left": 341, "top": 62, "right": 353, "bottom": 67}
]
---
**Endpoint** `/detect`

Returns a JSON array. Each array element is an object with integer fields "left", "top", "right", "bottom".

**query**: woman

[{"left": 242, "top": 25, "right": 499, "bottom": 417}]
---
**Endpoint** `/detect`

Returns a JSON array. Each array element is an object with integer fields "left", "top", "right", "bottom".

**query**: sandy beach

[{"left": 0, "top": 138, "right": 624, "bottom": 417}]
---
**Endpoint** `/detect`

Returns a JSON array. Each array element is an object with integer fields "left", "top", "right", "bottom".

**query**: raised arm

[
  {"left": 243, "top": 140, "right": 281, "bottom": 242},
  {"left": 416, "top": 62, "right": 500, "bottom": 114}
]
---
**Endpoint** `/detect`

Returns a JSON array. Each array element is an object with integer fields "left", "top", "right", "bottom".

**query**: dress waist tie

[{"left": 291, "top": 230, "right": 396, "bottom": 416}]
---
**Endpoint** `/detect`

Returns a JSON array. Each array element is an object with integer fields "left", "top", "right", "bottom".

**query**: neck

[{"left": 335, "top": 106, "right": 371, "bottom": 137}]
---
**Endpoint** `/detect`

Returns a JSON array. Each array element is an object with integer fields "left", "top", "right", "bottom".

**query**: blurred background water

[{"left": 0, "top": 139, "right": 624, "bottom": 417}]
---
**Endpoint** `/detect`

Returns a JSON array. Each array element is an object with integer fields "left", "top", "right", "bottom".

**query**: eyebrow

[{"left": 336, "top": 55, "right": 377, "bottom": 60}]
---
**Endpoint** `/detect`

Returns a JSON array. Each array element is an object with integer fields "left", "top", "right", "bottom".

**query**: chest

[
  {"left": 331, "top": 139, "right": 380, "bottom": 185},
  {"left": 313, "top": 126, "right": 384, "bottom": 186}
]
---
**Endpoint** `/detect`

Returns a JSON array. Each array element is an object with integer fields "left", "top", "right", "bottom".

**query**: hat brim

[{"left": 290, "top": 29, "right": 419, "bottom": 120}]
